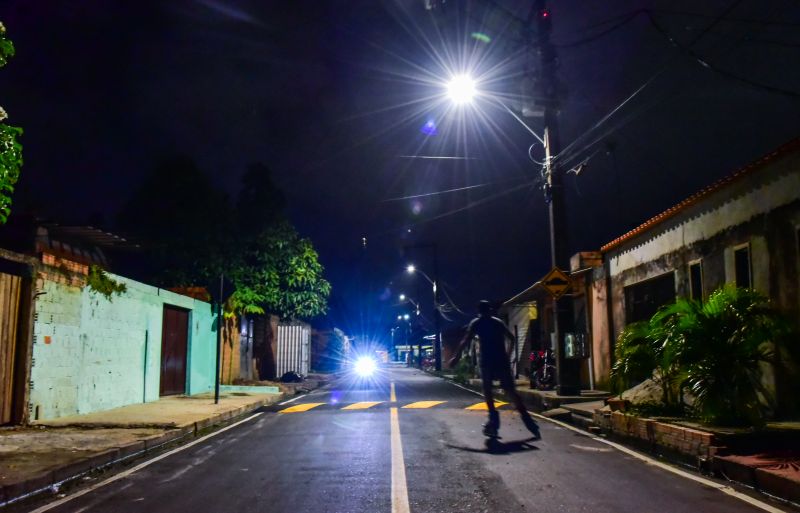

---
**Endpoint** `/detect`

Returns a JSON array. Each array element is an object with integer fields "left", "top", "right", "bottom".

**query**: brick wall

[
  {"left": 29, "top": 261, "right": 217, "bottom": 421},
  {"left": 597, "top": 410, "right": 718, "bottom": 460}
]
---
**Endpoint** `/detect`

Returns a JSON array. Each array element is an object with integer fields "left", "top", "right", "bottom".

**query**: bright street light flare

[
  {"left": 446, "top": 74, "right": 477, "bottom": 105},
  {"left": 406, "top": 264, "right": 416, "bottom": 274}
]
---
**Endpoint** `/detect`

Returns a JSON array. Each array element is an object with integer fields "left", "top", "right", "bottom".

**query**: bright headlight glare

[{"left": 354, "top": 356, "right": 377, "bottom": 377}]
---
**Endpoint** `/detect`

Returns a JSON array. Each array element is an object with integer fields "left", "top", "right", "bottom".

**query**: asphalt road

[{"left": 23, "top": 365, "right": 795, "bottom": 513}]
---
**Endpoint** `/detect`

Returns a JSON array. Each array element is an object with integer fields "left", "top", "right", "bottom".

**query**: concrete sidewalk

[{"left": 0, "top": 388, "right": 287, "bottom": 508}]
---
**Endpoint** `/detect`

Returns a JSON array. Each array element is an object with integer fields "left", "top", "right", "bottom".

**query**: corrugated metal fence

[{"left": 276, "top": 323, "right": 310, "bottom": 378}]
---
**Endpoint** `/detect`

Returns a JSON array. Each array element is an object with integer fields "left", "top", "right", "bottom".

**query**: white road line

[
  {"left": 278, "top": 393, "right": 308, "bottom": 406},
  {"left": 444, "top": 379, "right": 788, "bottom": 513},
  {"left": 390, "top": 407, "right": 411, "bottom": 513},
  {"left": 390, "top": 381, "right": 397, "bottom": 402},
  {"left": 538, "top": 414, "right": 789, "bottom": 513},
  {"left": 28, "top": 413, "right": 264, "bottom": 513}
]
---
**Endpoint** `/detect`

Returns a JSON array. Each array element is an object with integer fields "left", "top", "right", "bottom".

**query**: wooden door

[
  {"left": 160, "top": 306, "right": 189, "bottom": 396},
  {"left": 0, "top": 272, "right": 22, "bottom": 424}
]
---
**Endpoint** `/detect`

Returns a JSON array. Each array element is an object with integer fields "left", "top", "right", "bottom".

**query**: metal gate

[
  {"left": 160, "top": 306, "right": 189, "bottom": 396},
  {"left": 0, "top": 272, "right": 22, "bottom": 425},
  {"left": 276, "top": 323, "right": 310, "bottom": 378},
  {"left": 239, "top": 316, "right": 253, "bottom": 380}
]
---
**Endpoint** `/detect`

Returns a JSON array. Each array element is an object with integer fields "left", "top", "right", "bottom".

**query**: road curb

[{"left": 0, "top": 393, "right": 287, "bottom": 510}]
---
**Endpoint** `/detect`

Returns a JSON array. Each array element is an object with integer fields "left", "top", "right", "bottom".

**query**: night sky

[{"left": 1, "top": 1, "right": 799, "bottom": 338}]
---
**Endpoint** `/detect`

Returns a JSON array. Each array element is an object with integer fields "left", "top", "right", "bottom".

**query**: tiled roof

[{"left": 600, "top": 137, "right": 800, "bottom": 253}]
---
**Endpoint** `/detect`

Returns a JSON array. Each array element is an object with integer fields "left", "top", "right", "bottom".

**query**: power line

[
  {"left": 645, "top": 11, "right": 800, "bottom": 98},
  {"left": 382, "top": 178, "right": 524, "bottom": 202},
  {"left": 553, "top": 1, "right": 799, "bottom": 168}
]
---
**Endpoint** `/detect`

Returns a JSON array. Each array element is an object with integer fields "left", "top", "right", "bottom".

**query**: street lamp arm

[
  {"left": 495, "top": 98, "right": 545, "bottom": 145},
  {"left": 412, "top": 268, "right": 436, "bottom": 287}
]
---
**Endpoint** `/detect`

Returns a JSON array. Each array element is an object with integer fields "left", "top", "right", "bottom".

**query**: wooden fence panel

[{"left": 0, "top": 272, "right": 22, "bottom": 425}]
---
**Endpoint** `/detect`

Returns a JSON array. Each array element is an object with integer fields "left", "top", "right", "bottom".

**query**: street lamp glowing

[
  {"left": 446, "top": 74, "right": 476, "bottom": 105},
  {"left": 403, "top": 314, "right": 410, "bottom": 321},
  {"left": 406, "top": 264, "right": 416, "bottom": 274},
  {"left": 399, "top": 294, "right": 406, "bottom": 301}
]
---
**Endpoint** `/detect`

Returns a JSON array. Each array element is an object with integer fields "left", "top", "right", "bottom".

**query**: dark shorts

[{"left": 480, "top": 362, "right": 515, "bottom": 390}]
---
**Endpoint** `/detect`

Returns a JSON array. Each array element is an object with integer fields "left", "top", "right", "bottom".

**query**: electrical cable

[
  {"left": 554, "top": 11, "right": 642, "bottom": 48},
  {"left": 440, "top": 285, "right": 467, "bottom": 315},
  {"left": 528, "top": 143, "right": 544, "bottom": 166},
  {"left": 553, "top": 0, "right": 795, "bottom": 169},
  {"left": 407, "top": 180, "right": 536, "bottom": 227},
  {"left": 554, "top": 72, "right": 665, "bottom": 165},
  {"left": 645, "top": 11, "right": 800, "bottom": 98},
  {"left": 382, "top": 181, "right": 513, "bottom": 202}
]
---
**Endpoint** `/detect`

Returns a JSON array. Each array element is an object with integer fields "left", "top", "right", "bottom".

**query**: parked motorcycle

[{"left": 529, "top": 349, "right": 556, "bottom": 390}]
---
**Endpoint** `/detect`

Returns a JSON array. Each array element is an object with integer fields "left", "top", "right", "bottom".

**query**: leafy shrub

[{"left": 612, "top": 285, "right": 796, "bottom": 427}]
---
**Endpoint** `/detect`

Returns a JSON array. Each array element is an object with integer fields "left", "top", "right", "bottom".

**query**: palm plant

[
  {"left": 674, "top": 285, "right": 792, "bottom": 427},
  {"left": 611, "top": 306, "right": 685, "bottom": 411},
  {"left": 612, "top": 285, "right": 795, "bottom": 427}
]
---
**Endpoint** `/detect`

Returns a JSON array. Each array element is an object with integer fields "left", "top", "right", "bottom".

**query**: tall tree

[
  {"left": 236, "top": 163, "right": 286, "bottom": 234},
  {"left": 0, "top": 22, "right": 22, "bottom": 224},
  {"left": 117, "top": 155, "right": 231, "bottom": 286},
  {"left": 117, "top": 157, "right": 330, "bottom": 320},
  {"left": 228, "top": 220, "right": 331, "bottom": 319},
  {"left": 228, "top": 164, "right": 330, "bottom": 320}
]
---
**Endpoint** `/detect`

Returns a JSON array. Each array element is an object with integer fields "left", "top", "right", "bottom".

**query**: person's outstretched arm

[{"left": 449, "top": 322, "right": 475, "bottom": 368}]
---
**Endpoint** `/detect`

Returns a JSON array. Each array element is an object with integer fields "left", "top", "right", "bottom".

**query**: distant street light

[
  {"left": 399, "top": 293, "right": 421, "bottom": 316},
  {"left": 406, "top": 261, "right": 442, "bottom": 371}
]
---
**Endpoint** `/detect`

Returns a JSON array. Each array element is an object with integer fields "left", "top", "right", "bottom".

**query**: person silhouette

[{"left": 449, "top": 300, "right": 541, "bottom": 439}]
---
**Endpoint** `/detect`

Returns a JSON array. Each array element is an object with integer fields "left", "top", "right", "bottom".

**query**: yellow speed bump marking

[
  {"left": 465, "top": 401, "right": 507, "bottom": 411},
  {"left": 401, "top": 401, "right": 446, "bottom": 409},
  {"left": 278, "top": 402, "right": 325, "bottom": 413},
  {"left": 341, "top": 401, "right": 383, "bottom": 410}
]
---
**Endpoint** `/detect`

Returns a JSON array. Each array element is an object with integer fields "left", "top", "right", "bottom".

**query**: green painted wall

[{"left": 30, "top": 272, "right": 218, "bottom": 421}]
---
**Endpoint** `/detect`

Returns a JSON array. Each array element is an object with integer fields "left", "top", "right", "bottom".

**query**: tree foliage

[
  {"left": 118, "top": 158, "right": 330, "bottom": 321},
  {"left": 229, "top": 220, "right": 331, "bottom": 320},
  {"left": 86, "top": 265, "right": 127, "bottom": 301},
  {"left": 0, "top": 22, "right": 22, "bottom": 224},
  {"left": 612, "top": 285, "right": 796, "bottom": 427},
  {"left": 117, "top": 155, "right": 232, "bottom": 287}
]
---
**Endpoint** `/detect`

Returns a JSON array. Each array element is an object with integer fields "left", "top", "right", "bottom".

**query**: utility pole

[
  {"left": 432, "top": 245, "right": 442, "bottom": 372},
  {"left": 404, "top": 242, "right": 443, "bottom": 371},
  {"left": 530, "top": 0, "right": 579, "bottom": 395},
  {"left": 214, "top": 275, "right": 224, "bottom": 404}
]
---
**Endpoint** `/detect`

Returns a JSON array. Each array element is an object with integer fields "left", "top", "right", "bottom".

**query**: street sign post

[{"left": 540, "top": 267, "right": 571, "bottom": 299}]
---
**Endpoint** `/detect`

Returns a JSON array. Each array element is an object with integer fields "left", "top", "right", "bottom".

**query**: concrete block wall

[{"left": 29, "top": 262, "right": 217, "bottom": 421}]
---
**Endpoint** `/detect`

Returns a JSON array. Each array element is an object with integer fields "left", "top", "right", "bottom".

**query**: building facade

[{"left": 582, "top": 138, "right": 800, "bottom": 410}]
